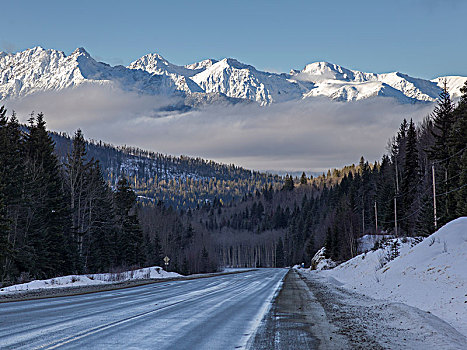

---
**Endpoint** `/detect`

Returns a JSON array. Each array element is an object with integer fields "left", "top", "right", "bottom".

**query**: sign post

[{"left": 163, "top": 256, "right": 170, "bottom": 271}]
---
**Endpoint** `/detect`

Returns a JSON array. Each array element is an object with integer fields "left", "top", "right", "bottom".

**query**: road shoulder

[
  {"left": 248, "top": 269, "right": 349, "bottom": 349},
  {"left": 297, "top": 270, "right": 467, "bottom": 349}
]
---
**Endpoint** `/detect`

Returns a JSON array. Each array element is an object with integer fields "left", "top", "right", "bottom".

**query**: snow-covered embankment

[
  {"left": 0, "top": 266, "right": 181, "bottom": 295},
  {"left": 316, "top": 217, "right": 467, "bottom": 336}
]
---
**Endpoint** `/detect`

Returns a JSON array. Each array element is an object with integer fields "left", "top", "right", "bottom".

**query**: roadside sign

[{"left": 164, "top": 256, "right": 170, "bottom": 270}]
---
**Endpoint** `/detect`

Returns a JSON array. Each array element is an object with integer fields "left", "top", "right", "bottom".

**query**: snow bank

[
  {"left": 320, "top": 217, "right": 467, "bottom": 336},
  {"left": 0, "top": 266, "right": 181, "bottom": 294},
  {"left": 357, "top": 233, "right": 394, "bottom": 253},
  {"left": 310, "top": 247, "right": 337, "bottom": 270}
]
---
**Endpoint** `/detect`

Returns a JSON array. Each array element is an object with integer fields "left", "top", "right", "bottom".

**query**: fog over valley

[{"left": 5, "top": 85, "right": 434, "bottom": 173}]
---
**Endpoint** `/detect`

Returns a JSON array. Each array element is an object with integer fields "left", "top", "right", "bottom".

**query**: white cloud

[{"left": 4, "top": 86, "right": 434, "bottom": 172}]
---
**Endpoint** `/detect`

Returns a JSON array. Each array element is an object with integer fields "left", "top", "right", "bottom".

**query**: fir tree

[
  {"left": 200, "top": 247, "right": 210, "bottom": 273},
  {"left": 300, "top": 172, "right": 307, "bottom": 185},
  {"left": 275, "top": 237, "right": 285, "bottom": 267},
  {"left": 401, "top": 119, "right": 419, "bottom": 234},
  {"left": 449, "top": 81, "right": 467, "bottom": 217},
  {"left": 114, "top": 176, "right": 144, "bottom": 267},
  {"left": 85, "top": 162, "right": 117, "bottom": 272},
  {"left": 282, "top": 175, "right": 294, "bottom": 191},
  {"left": 0, "top": 183, "right": 11, "bottom": 284},
  {"left": 24, "top": 114, "right": 74, "bottom": 278},
  {"left": 65, "top": 129, "right": 92, "bottom": 260},
  {"left": 0, "top": 108, "right": 27, "bottom": 282},
  {"left": 429, "top": 81, "right": 455, "bottom": 225}
]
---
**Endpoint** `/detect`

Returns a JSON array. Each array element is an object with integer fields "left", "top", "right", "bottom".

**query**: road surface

[{"left": 0, "top": 269, "right": 287, "bottom": 349}]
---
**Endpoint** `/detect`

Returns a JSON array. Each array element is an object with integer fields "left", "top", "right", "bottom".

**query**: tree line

[{"left": 51, "top": 132, "right": 282, "bottom": 210}]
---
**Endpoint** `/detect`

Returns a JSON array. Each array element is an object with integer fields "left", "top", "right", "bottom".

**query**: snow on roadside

[
  {"left": 310, "top": 247, "right": 337, "bottom": 270},
  {"left": 317, "top": 217, "right": 467, "bottom": 337},
  {"left": 0, "top": 266, "right": 181, "bottom": 294}
]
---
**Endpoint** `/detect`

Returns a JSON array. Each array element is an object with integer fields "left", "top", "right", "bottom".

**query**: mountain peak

[
  {"left": 218, "top": 58, "right": 252, "bottom": 70},
  {"left": 140, "top": 52, "right": 168, "bottom": 62},
  {"left": 29, "top": 46, "right": 46, "bottom": 53},
  {"left": 127, "top": 52, "right": 174, "bottom": 73},
  {"left": 185, "top": 59, "right": 218, "bottom": 71},
  {"left": 71, "top": 47, "right": 91, "bottom": 58},
  {"left": 1, "top": 46, "right": 465, "bottom": 104},
  {"left": 301, "top": 61, "right": 351, "bottom": 79}
]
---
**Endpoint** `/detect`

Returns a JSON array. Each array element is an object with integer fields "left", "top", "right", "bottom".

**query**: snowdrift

[
  {"left": 0, "top": 266, "right": 181, "bottom": 294},
  {"left": 310, "top": 247, "right": 337, "bottom": 270},
  {"left": 320, "top": 217, "right": 467, "bottom": 336}
]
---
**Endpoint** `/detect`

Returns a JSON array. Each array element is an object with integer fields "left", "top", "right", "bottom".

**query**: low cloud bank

[{"left": 4, "top": 86, "right": 434, "bottom": 173}]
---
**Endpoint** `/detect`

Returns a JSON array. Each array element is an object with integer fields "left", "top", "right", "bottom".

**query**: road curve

[{"left": 0, "top": 269, "right": 287, "bottom": 349}]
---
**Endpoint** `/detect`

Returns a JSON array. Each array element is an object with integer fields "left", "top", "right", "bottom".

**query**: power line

[
  {"left": 432, "top": 146, "right": 467, "bottom": 164},
  {"left": 378, "top": 181, "right": 466, "bottom": 226},
  {"left": 436, "top": 183, "right": 467, "bottom": 197}
]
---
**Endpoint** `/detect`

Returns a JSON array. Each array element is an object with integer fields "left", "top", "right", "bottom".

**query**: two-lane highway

[{"left": 0, "top": 269, "right": 287, "bottom": 349}]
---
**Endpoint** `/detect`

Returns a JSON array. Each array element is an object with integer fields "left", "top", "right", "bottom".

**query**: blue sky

[{"left": 1, "top": 0, "right": 466, "bottom": 79}]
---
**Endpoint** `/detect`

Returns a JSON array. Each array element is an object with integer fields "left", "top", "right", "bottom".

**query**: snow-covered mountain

[
  {"left": 1, "top": 46, "right": 466, "bottom": 105},
  {"left": 190, "top": 58, "right": 310, "bottom": 105},
  {"left": 0, "top": 47, "right": 186, "bottom": 100},
  {"left": 431, "top": 76, "right": 467, "bottom": 99},
  {"left": 294, "top": 62, "right": 442, "bottom": 102}
]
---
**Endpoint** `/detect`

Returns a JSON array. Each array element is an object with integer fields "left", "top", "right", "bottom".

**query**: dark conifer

[
  {"left": 114, "top": 176, "right": 144, "bottom": 267},
  {"left": 429, "top": 81, "right": 455, "bottom": 225},
  {"left": 401, "top": 119, "right": 420, "bottom": 234},
  {"left": 300, "top": 172, "right": 307, "bottom": 185},
  {"left": 282, "top": 175, "right": 294, "bottom": 191},
  {"left": 24, "top": 114, "right": 74, "bottom": 278},
  {"left": 275, "top": 237, "right": 285, "bottom": 267}
]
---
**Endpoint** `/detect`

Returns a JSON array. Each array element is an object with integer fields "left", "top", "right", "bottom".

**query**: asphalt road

[{"left": 0, "top": 269, "right": 287, "bottom": 350}]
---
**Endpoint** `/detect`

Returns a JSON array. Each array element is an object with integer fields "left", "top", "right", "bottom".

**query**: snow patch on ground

[
  {"left": 0, "top": 266, "right": 181, "bottom": 294},
  {"left": 309, "top": 247, "right": 337, "bottom": 270},
  {"left": 222, "top": 268, "right": 255, "bottom": 273},
  {"left": 357, "top": 233, "right": 394, "bottom": 253},
  {"left": 319, "top": 217, "right": 467, "bottom": 337}
]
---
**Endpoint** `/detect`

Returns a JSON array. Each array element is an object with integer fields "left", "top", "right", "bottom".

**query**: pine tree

[
  {"left": 200, "top": 247, "right": 210, "bottom": 273},
  {"left": 300, "top": 172, "right": 307, "bottom": 185},
  {"left": 114, "top": 176, "right": 144, "bottom": 268},
  {"left": 282, "top": 175, "right": 294, "bottom": 191},
  {"left": 429, "top": 81, "right": 455, "bottom": 225},
  {"left": 416, "top": 193, "right": 435, "bottom": 237},
  {"left": 24, "top": 114, "right": 74, "bottom": 278},
  {"left": 0, "top": 182, "right": 11, "bottom": 284},
  {"left": 65, "top": 129, "right": 92, "bottom": 261},
  {"left": 0, "top": 108, "right": 27, "bottom": 282},
  {"left": 401, "top": 119, "right": 419, "bottom": 235},
  {"left": 85, "top": 162, "right": 117, "bottom": 272},
  {"left": 275, "top": 237, "right": 285, "bottom": 267},
  {"left": 449, "top": 81, "right": 467, "bottom": 217}
]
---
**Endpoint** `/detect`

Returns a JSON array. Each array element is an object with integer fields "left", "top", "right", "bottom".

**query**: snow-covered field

[
  {"left": 313, "top": 217, "right": 467, "bottom": 337},
  {"left": 0, "top": 266, "right": 181, "bottom": 294}
]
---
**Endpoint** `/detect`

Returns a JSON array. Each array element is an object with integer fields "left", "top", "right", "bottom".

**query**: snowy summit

[{"left": 0, "top": 46, "right": 466, "bottom": 105}]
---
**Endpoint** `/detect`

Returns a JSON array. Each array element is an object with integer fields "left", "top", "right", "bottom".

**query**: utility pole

[
  {"left": 362, "top": 207, "right": 365, "bottom": 235},
  {"left": 394, "top": 197, "right": 398, "bottom": 237},
  {"left": 432, "top": 164, "right": 437, "bottom": 230},
  {"left": 395, "top": 158, "right": 400, "bottom": 193},
  {"left": 374, "top": 201, "right": 378, "bottom": 233},
  {"left": 394, "top": 159, "right": 399, "bottom": 237}
]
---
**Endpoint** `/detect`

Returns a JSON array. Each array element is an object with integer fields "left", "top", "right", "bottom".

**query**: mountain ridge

[{"left": 1, "top": 46, "right": 465, "bottom": 105}]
